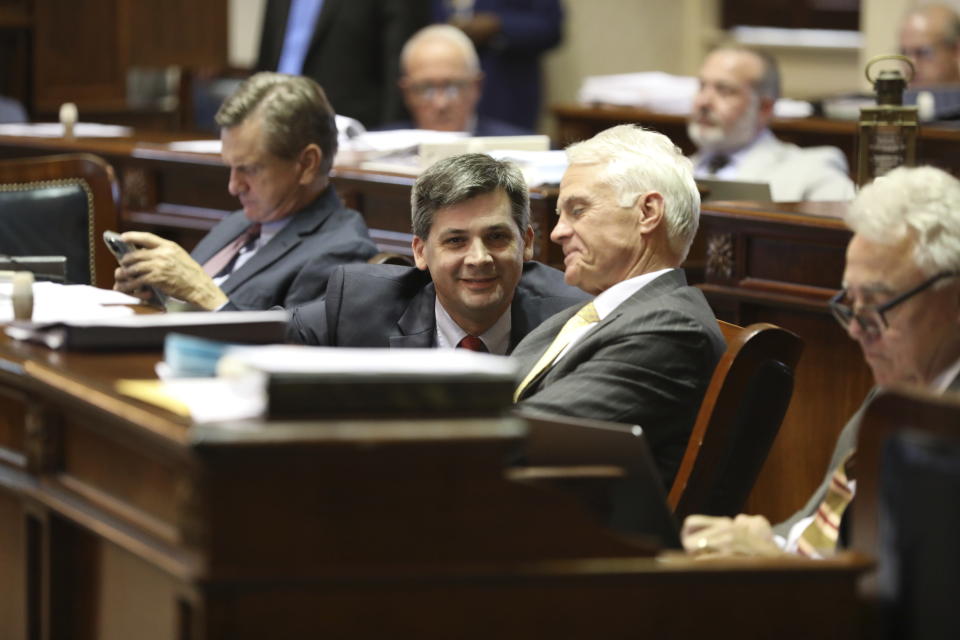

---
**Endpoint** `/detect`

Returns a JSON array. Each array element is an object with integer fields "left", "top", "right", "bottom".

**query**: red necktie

[
  {"left": 457, "top": 335, "right": 488, "bottom": 352},
  {"left": 202, "top": 224, "right": 261, "bottom": 278}
]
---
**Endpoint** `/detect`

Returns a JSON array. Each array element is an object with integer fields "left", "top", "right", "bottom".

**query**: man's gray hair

[
  {"left": 411, "top": 153, "right": 529, "bottom": 239},
  {"left": 905, "top": 4, "right": 960, "bottom": 45},
  {"left": 565, "top": 125, "right": 701, "bottom": 262},
  {"left": 711, "top": 44, "right": 781, "bottom": 101},
  {"left": 215, "top": 72, "right": 337, "bottom": 174},
  {"left": 401, "top": 24, "right": 480, "bottom": 75},
  {"left": 846, "top": 165, "right": 960, "bottom": 275}
]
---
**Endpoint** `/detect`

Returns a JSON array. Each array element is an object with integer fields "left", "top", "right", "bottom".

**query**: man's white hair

[
  {"left": 401, "top": 24, "right": 480, "bottom": 75},
  {"left": 846, "top": 166, "right": 960, "bottom": 275},
  {"left": 565, "top": 125, "right": 701, "bottom": 262}
]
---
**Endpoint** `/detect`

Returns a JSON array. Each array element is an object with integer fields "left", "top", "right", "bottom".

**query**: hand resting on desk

[
  {"left": 113, "top": 231, "right": 228, "bottom": 311},
  {"left": 681, "top": 514, "right": 785, "bottom": 558}
]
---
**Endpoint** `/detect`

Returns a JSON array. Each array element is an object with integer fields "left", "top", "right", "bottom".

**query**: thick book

[
  {"left": 219, "top": 346, "right": 518, "bottom": 419},
  {"left": 5, "top": 310, "right": 288, "bottom": 350}
]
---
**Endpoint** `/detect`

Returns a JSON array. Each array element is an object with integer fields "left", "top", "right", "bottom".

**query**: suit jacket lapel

[
  {"left": 389, "top": 281, "right": 436, "bottom": 348},
  {"left": 516, "top": 269, "right": 687, "bottom": 399},
  {"left": 221, "top": 189, "right": 336, "bottom": 295},
  {"left": 191, "top": 214, "right": 250, "bottom": 265}
]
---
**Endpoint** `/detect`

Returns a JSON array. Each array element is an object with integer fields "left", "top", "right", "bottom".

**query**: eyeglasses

[
  {"left": 404, "top": 80, "right": 472, "bottom": 102},
  {"left": 829, "top": 270, "right": 959, "bottom": 337}
]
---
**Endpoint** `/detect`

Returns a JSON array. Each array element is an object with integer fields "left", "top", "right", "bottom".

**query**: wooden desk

[
  {"left": 0, "top": 335, "right": 870, "bottom": 639},
  {"left": 696, "top": 201, "right": 874, "bottom": 521},
  {"left": 553, "top": 104, "right": 960, "bottom": 176},
  {"left": 0, "top": 133, "right": 872, "bottom": 520},
  {"left": 0, "top": 133, "right": 564, "bottom": 268}
]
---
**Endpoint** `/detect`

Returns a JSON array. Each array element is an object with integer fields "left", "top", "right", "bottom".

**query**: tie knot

[
  {"left": 457, "top": 335, "right": 488, "bottom": 352},
  {"left": 706, "top": 154, "right": 730, "bottom": 174},
  {"left": 244, "top": 224, "right": 262, "bottom": 244},
  {"left": 576, "top": 302, "right": 599, "bottom": 324}
]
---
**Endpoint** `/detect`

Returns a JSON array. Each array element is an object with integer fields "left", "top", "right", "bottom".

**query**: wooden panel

[
  {"left": 0, "top": 488, "right": 27, "bottom": 640},
  {"left": 696, "top": 201, "right": 874, "bottom": 521},
  {"left": 126, "top": 0, "right": 227, "bottom": 68},
  {"left": 0, "top": 385, "right": 27, "bottom": 469}
]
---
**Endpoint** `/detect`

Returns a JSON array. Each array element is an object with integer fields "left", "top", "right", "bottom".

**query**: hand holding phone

[{"left": 103, "top": 230, "right": 167, "bottom": 306}]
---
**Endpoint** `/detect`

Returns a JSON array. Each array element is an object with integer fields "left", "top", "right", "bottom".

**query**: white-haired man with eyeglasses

[{"left": 682, "top": 165, "right": 960, "bottom": 558}]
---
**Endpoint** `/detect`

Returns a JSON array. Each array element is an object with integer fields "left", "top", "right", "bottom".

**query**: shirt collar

[
  {"left": 434, "top": 297, "right": 512, "bottom": 355},
  {"left": 695, "top": 128, "right": 773, "bottom": 178},
  {"left": 592, "top": 267, "right": 675, "bottom": 319},
  {"left": 931, "top": 353, "right": 960, "bottom": 393}
]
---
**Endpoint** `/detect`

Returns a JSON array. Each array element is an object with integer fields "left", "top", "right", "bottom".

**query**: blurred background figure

[
  {"left": 899, "top": 3, "right": 960, "bottom": 87},
  {"left": 392, "top": 24, "right": 531, "bottom": 134},
  {"left": 433, "top": 0, "right": 563, "bottom": 131},
  {"left": 0, "top": 95, "right": 26, "bottom": 123}
]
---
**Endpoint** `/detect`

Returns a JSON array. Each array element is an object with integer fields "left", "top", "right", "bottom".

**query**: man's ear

[
  {"left": 757, "top": 95, "right": 775, "bottom": 127},
  {"left": 636, "top": 191, "right": 665, "bottom": 233},
  {"left": 298, "top": 144, "right": 322, "bottom": 184},
  {"left": 411, "top": 235, "right": 429, "bottom": 271},
  {"left": 521, "top": 224, "right": 534, "bottom": 261}
]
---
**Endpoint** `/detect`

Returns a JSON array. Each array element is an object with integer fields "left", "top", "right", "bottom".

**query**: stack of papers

[
  {"left": 0, "top": 282, "right": 137, "bottom": 324},
  {"left": 577, "top": 72, "right": 814, "bottom": 118},
  {"left": 487, "top": 149, "right": 568, "bottom": 187}
]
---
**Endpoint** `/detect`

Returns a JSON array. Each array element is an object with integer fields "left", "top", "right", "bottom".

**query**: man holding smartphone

[{"left": 113, "top": 72, "right": 377, "bottom": 310}]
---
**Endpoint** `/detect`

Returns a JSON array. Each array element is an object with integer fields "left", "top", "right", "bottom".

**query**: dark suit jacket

[
  {"left": 376, "top": 116, "right": 532, "bottom": 136},
  {"left": 511, "top": 268, "right": 726, "bottom": 486},
  {"left": 256, "top": 0, "right": 428, "bottom": 128},
  {"left": 192, "top": 186, "right": 377, "bottom": 310},
  {"left": 288, "top": 261, "right": 589, "bottom": 350}
]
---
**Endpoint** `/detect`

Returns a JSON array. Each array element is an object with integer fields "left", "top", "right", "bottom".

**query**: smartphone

[{"left": 103, "top": 231, "right": 167, "bottom": 307}]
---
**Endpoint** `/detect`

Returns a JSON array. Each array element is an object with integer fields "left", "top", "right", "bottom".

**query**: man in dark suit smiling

[{"left": 288, "top": 153, "right": 587, "bottom": 353}]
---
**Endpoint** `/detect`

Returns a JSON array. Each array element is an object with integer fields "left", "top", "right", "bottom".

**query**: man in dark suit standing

[
  {"left": 114, "top": 73, "right": 377, "bottom": 310},
  {"left": 256, "top": 0, "right": 428, "bottom": 129},
  {"left": 510, "top": 125, "right": 726, "bottom": 486},
  {"left": 288, "top": 153, "right": 587, "bottom": 352},
  {"left": 387, "top": 24, "right": 531, "bottom": 135}
]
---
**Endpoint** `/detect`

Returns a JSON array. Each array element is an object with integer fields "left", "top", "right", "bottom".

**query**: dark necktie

[
  {"left": 202, "top": 224, "right": 261, "bottom": 278},
  {"left": 457, "top": 335, "right": 488, "bottom": 352},
  {"left": 706, "top": 154, "right": 731, "bottom": 175}
]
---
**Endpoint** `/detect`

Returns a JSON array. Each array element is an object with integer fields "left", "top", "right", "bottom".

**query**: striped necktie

[
  {"left": 202, "top": 224, "right": 261, "bottom": 278},
  {"left": 796, "top": 450, "right": 856, "bottom": 558},
  {"left": 513, "top": 302, "right": 599, "bottom": 402}
]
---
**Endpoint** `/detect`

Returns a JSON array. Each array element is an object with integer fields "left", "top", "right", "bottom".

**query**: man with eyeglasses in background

[
  {"left": 899, "top": 3, "right": 960, "bottom": 87},
  {"left": 387, "top": 24, "right": 532, "bottom": 135},
  {"left": 681, "top": 166, "right": 960, "bottom": 558}
]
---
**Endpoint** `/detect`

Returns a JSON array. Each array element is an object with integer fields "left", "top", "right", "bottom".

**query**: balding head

[
  {"left": 399, "top": 25, "right": 483, "bottom": 131},
  {"left": 900, "top": 3, "right": 960, "bottom": 86}
]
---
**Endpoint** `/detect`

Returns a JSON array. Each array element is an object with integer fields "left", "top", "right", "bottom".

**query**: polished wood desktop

[
  {"left": 0, "top": 334, "right": 870, "bottom": 639},
  {"left": 553, "top": 104, "right": 960, "bottom": 175}
]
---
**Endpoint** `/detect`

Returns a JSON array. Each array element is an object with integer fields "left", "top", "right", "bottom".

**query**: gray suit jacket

[
  {"left": 693, "top": 130, "right": 856, "bottom": 202},
  {"left": 774, "top": 373, "right": 960, "bottom": 537},
  {"left": 511, "top": 268, "right": 726, "bottom": 485},
  {"left": 288, "top": 261, "right": 590, "bottom": 351},
  {"left": 192, "top": 187, "right": 377, "bottom": 310}
]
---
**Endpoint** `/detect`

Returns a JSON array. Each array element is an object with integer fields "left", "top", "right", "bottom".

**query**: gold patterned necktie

[
  {"left": 513, "top": 302, "right": 599, "bottom": 402},
  {"left": 795, "top": 450, "right": 856, "bottom": 558}
]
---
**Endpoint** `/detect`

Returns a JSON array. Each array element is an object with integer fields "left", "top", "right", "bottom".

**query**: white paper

[
  {"left": 0, "top": 122, "right": 133, "bottom": 138},
  {"left": 487, "top": 149, "right": 568, "bottom": 187},
  {"left": 0, "top": 282, "right": 137, "bottom": 323},
  {"left": 162, "top": 376, "right": 267, "bottom": 423},
  {"left": 166, "top": 139, "right": 222, "bottom": 153},
  {"left": 221, "top": 345, "right": 518, "bottom": 378}
]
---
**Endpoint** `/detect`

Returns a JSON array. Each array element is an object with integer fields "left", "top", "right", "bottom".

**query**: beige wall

[{"left": 226, "top": 0, "right": 937, "bottom": 126}]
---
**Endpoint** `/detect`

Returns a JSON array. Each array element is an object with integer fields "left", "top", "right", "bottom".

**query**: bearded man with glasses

[{"left": 681, "top": 165, "right": 960, "bottom": 558}]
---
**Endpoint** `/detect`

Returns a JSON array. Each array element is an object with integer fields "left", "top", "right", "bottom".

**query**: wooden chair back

[
  {"left": 0, "top": 153, "right": 120, "bottom": 288},
  {"left": 668, "top": 320, "right": 803, "bottom": 521},
  {"left": 851, "top": 388, "right": 960, "bottom": 638}
]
